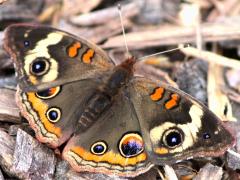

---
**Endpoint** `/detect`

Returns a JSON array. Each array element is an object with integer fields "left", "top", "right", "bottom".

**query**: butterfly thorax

[{"left": 78, "top": 57, "right": 136, "bottom": 131}]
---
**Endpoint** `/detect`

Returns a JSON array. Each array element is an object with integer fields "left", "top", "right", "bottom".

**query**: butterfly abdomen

[
  {"left": 78, "top": 93, "right": 111, "bottom": 130},
  {"left": 78, "top": 57, "right": 135, "bottom": 130}
]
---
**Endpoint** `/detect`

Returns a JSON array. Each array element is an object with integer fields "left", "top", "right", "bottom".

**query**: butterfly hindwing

[
  {"left": 4, "top": 24, "right": 114, "bottom": 91},
  {"left": 63, "top": 91, "right": 153, "bottom": 177},
  {"left": 128, "top": 77, "right": 235, "bottom": 164}
]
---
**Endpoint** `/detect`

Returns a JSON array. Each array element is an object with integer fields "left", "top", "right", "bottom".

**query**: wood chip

[
  {"left": 172, "top": 59, "right": 208, "bottom": 103},
  {"left": 70, "top": 1, "right": 140, "bottom": 26},
  {"left": 0, "top": 168, "right": 4, "bottom": 180},
  {"left": 0, "top": 0, "right": 44, "bottom": 24},
  {"left": 0, "top": 0, "right": 7, "bottom": 4},
  {"left": 0, "top": 89, "right": 20, "bottom": 123},
  {"left": 59, "top": 18, "right": 132, "bottom": 44},
  {"left": 227, "top": 149, "right": 240, "bottom": 170},
  {"left": 66, "top": 170, "right": 126, "bottom": 180},
  {"left": 54, "top": 160, "right": 70, "bottom": 179},
  {"left": 62, "top": 0, "right": 102, "bottom": 17},
  {"left": 0, "top": 129, "right": 14, "bottom": 174},
  {"left": 193, "top": 163, "right": 223, "bottom": 180},
  {"left": 225, "top": 69, "right": 240, "bottom": 92},
  {"left": 12, "top": 129, "right": 57, "bottom": 179}
]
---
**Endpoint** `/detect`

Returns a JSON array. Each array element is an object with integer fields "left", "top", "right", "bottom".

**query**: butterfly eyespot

[
  {"left": 163, "top": 129, "right": 183, "bottom": 148},
  {"left": 90, "top": 141, "right": 108, "bottom": 155},
  {"left": 203, "top": 132, "right": 211, "bottom": 139},
  {"left": 46, "top": 107, "right": 61, "bottom": 123},
  {"left": 35, "top": 86, "right": 61, "bottom": 99},
  {"left": 119, "top": 133, "right": 144, "bottom": 158},
  {"left": 30, "top": 57, "right": 50, "bottom": 76},
  {"left": 24, "top": 40, "right": 30, "bottom": 47}
]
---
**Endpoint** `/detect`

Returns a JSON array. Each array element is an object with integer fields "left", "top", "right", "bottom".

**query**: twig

[
  {"left": 180, "top": 45, "right": 240, "bottom": 69},
  {"left": 164, "top": 165, "right": 178, "bottom": 180},
  {"left": 103, "top": 22, "right": 240, "bottom": 49},
  {"left": 70, "top": 2, "right": 140, "bottom": 26}
]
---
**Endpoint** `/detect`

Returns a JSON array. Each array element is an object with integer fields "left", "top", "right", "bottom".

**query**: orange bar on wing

[
  {"left": 71, "top": 146, "right": 147, "bottom": 166},
  {"left": 150, "top": 87, "right": 165, "bottom": 101},
  {"left": 68, "top": 42, "right": 81, "bottom": 58},
  {"left": 82, "top": 49, "right": 94, "bottom": 64},
  {"left": 165, "top": 93, "right": 180, "bottom": 109}
]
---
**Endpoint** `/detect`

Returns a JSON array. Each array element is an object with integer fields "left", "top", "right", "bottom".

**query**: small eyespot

[
  {"left": 163, "top": 129, "right": 183, "bottom": 148},
  {"left": 24, "top": 40, "right": 30, "bottom": 47},
  {"left": 30, "top": 57, "right": 50, "bottom": 76},
  {"left": 90, "top": 141, "right": 108, "bottom": 155},
  {"left": 119, "top": 133, "right": 144, "bottom": 158},
  {"left": 46, "top": 107, "right": 61, "bottom": 123},
  {"left": 36, "top": 86, "right": 61, "bottom": 99},
  {"left": 203, "top": 132, "right": 211, "bottom": 139}
]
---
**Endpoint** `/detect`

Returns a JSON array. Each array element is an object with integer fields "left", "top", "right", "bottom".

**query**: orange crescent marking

[
  {"left": 49, "top": 87, "right": 59, "bottom": 96},
  {"left": 68, "top": 42, "right": 81, "bottom": 58},
  {"left": 165, "top": 93, "right": 180, "bottom": 110},
  {"left": 82, "top": 49, "right": 94, "bottom": 64},
  {"left": 154, "top": 147, "right": 169, "bottom": 154},
  {"left": 150, "top": 87, "right": 165, "bottom": 101},
  {"left": 70, "top": 146, "right": 147, "bottom": 166},
  {"left": 27, "top": 92, "right": 62, "bottom": 137}
]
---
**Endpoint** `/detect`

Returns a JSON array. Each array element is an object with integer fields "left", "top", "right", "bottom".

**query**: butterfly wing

[
  {"left": 4, "top": 24, "right": 114, "bottom": 91},
  {"left": 62, "top": 91, "right": 153, "bottom": 177},
  {"left": 128, "top": 77, "right": 235, "bottom": 164}
]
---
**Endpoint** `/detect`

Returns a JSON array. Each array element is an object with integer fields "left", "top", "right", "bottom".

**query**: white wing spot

[{"left": 24, "top": 32, "right": 63, "bottom": 82}]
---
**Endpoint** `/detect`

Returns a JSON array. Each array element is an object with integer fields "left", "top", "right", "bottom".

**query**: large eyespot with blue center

[
  {"left": 162, "top": 128, "right": 183, "bottom": 148},
  {"left": 46, "top": 107, "right": 61, "bottom": 123},
  {"left": 36, "top": 86, "right": 61, "bottom": 99},
  {"left": 30, "top": 57, "right": 50, "bottom": 76},
  {"left": 118, "top": 133, "right": 144, "bottom": 158},
  {"left": 90, "top": 141, "right": 108, "bottom": 155}
]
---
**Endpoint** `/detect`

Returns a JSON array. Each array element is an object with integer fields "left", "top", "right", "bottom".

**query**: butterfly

[{"left": 3, "top": 24, "right": 235, "bottom": 177}]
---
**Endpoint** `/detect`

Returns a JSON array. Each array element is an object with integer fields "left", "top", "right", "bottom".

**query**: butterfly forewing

[{"left": 4, "top": 24, "right": 114, "bottom": 91}]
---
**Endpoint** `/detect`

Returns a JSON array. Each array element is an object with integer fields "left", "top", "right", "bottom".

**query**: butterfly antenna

[
  {"left": 138, "top": 44, "right": 191, "bottom": 61},
  {"left": 118, "top": 4, "right": 130, "bottom": 58}
]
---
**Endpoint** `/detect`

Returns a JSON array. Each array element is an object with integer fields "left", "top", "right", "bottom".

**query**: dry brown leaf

[{"left": 207, "top": 63, "right": 236, "bottom": 121}]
